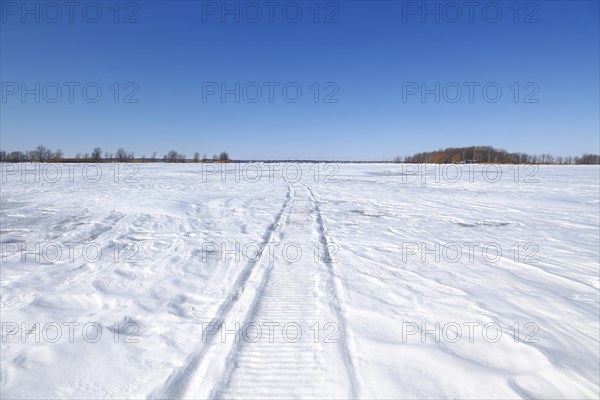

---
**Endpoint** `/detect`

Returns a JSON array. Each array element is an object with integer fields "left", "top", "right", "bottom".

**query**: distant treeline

[
  {"left": 395, "top": 146, "right": 600, "bottom": 165},
  {"left": 0, "top": 146, "right": 231, "bottom": 163},
  {"left": 1, "top": 145, "right": 599, "bottom": 164}
]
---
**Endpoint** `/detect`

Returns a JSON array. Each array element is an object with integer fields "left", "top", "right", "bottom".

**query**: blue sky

[{"left": 1, "top": 0, "right": 599, "bottom": 160}]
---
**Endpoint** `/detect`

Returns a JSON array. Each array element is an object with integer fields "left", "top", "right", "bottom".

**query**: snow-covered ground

[{"left": 1, "top": 163, "right": 598, "bottom": 399}]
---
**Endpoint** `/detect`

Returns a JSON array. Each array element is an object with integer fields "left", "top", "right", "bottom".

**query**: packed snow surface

[{"left": 1, "top": 163, "right": 598, "bottom": 399}]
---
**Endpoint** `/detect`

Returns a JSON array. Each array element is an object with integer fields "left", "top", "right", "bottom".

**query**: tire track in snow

[
  {"left": 148, "top": 182, "right": 295, "bottom": 400},
  {"left": 210, "top": 182, "right": 359, "bottom": 399},
  {"left": 304, "top": 183, "right": 361, "bottom": 399}
]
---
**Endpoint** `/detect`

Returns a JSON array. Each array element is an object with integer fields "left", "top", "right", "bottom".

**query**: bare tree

[
  {"left": 8, "top": 151, "right": 23, "bottom": 162},
  {"left": 115, "top": 148, "right": 129, "bottom": 162},
  {"left": 151, "top": 151, "right": 157, "bottom": 161},
  {"left": 166, "top": 150, "right": 179, "bottom": 163},
  {"left": 219, "top": 151, "right": 230, "bottom": 161},
  {"left": 52, "top": 149, "right": 64, "bottom": 161},
  {"left": 33, "top": 145, "right": 52, "bottom": 162},
  {"left": 193, "top": 152, "right": 200, "bottom": 162},
  {"left": 91, "top": 147, "right": 102, "bottom": 162}
]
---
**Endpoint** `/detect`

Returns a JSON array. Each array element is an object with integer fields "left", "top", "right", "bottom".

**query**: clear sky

[{"left": 1, "top": 0, "right": 599, "bottom": 160}]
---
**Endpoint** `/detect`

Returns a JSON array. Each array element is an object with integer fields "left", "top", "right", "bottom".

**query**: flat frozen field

[{"left": 1, "top": 163, "right": 598, "bottom": 399}]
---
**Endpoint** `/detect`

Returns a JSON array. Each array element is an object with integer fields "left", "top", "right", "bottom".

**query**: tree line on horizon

[
  {"left": 0, "top": 146, "right": 231, "bottom": 163},
  {"left": 0, "top": 145, "right": 598, "bottom": 164},
  {"left": 394, "top": 146, "right": 600, "bottom": 165}
]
